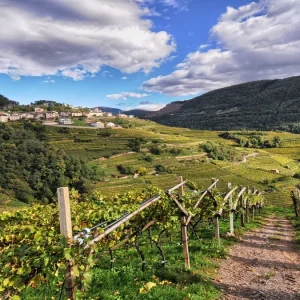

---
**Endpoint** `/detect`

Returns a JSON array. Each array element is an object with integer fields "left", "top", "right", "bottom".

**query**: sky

[{"left": 0, "top": 0, "right": 300, "bottom": 111}]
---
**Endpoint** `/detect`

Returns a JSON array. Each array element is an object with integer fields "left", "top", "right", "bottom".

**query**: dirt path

[{"left": 215, "top": 216, "right": 300, "bottom": 299}]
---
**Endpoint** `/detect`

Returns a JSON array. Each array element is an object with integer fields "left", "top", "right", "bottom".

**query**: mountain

[
  {"left": 123, "top": 109, "right": 149, "bottom": 117},
  {"left": 146, "top": 100, "right": 188, "bottom": 118},
  {"left": 146, "top": 76, "right": 300, "bottom": 131},
  {"left": 95, "top": 106, "right": 123, "bottom": 114},
  {"left": 94, "top": 106, "right": 149, "bottom": 117}
]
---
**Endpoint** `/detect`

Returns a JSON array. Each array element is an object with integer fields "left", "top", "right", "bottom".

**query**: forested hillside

[
  {"left": 0, "top": 122, "right": 104, "bottom": 204},
  {"left": 147, "top": 76, "right": 300, "bottom": 131}
]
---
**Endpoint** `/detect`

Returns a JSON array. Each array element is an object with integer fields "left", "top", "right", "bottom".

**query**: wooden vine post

[
  {"left": 245, "top": 186, "right": 249, "bottom": 223},
  {"left": 240, "top": 186, "right": 245, "bottom": 228},
  {"left": 252, "top": 188, "right": 255, "bottom": 221},
  {"left": 228, "top": 183, "right": 234, "bottom": 236},
  {"left": 57, "top": 187, "right": 76, "bottom": 300},
  {"left": 179, "top": 176, "right": 190, "bottom": 268},
  {"left": 212, "top": 179, "right": 220, "bottom": 241}
]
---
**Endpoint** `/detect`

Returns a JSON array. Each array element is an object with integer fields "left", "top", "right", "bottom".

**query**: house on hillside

[
  {"left": 72, "top": 112, "right": 83, "bottom": 117},
  {"left": 9, "top": 114, "right": 21, "bottom": 121},
  {"left": 271, "top": 169, "right": 280, "bottom": 174},
  {"left": 118, "top": 113, "right": 128, "bottom": 118},
  {"left": 87, "top": 112, "right": 104, "bottom": 117},
  {"left": 45, "top": 111, "right": 59, "bottom": 119},
  {"left": 105, "top": 122, "right": 116, "bottom": 128},
  {"left": 20, "top": 113, "right": 35, "bottom": 119},
  {"left": 60, "top": 112, "right": 71, "bottom": 117},
  {"left": 34, "top": 107, "right": 45, "bottom": 113},
  {"left": 0, "top": 113, "right": 8, "bottom": 122},
  {"left": 59, "top": 118, "right": 72, "bottom": 125},
  {"left": 90, "top": 121, "right": 104, "bottom": 128},
  {"left": 104, "top": 112, "right": 112, "bottom": 117},
  {"left": 128, "top": 115, "right": 134, "bottom": 118},
  {"left": 35, "top": 113, "right": 44, "bottom": 120}
]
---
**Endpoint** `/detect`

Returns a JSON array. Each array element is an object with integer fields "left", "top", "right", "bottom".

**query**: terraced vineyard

[{"left": 44, "top": 119, "right": 300, "bottom": 202}]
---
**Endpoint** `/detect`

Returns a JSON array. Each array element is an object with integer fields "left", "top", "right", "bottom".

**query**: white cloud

[
  {"left": 61, "top": 69, "right": 86, "bottom": 81},
  {"left": 107, "top": 92, "right": 151, "bottom": 100},
  {"left": 142, "top": 0, "right": 300, "bottom": 96},
  {"left": 122, "top": 77, "right": 128, "bottom": 80},
  {"left": 125, "top": 103, "right": 166, "bottom": 111},
  {"left": 44, "top": 79, "right": 55, "bottom": 83},
  {"left": 0, "top": 0, "right": 175, "bottom": 81},
  {"left": 199, "top": 44, "right": 210, "bottom": 49}
]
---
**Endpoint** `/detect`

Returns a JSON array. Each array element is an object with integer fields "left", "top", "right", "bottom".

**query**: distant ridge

[
  {"left": 145, "top": 76, "right": 300, "bottom": 131},
  {"left": 0, "top": 94, "right": 18, "bottom": 109},
  {"left": 94, "top": 106, "right": 123, "bottom": 114}
]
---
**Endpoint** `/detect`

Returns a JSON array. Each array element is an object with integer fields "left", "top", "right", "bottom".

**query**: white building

[
  {"left": 72, "top": 112, "right": 83, "bottom": 117},
  {"left": 90, "top": 121, "right": 105, "bottom": 128},
  {"left": 0, "top": 113, "right": 8, "bottom": 122},
  {"left": 118, "top": 113, "right": 128, "bottom": 118},
  {"left": 105, "top": 122, "right": 116, "bottom": 128},
  {"left": 59, "top": 118, "right": 72, "bottom": 125},
  {"left": 45, "top": 111, "right": 59, "bottom": 119},
  {"left": 34, "top": 107, "right": 44, "bottom": 113},
  {"left": 104, "top": 112, "right": 113, "bottom": 117},
  {"left": 35, "top": 113, "right": 44, "bottom": 120},
  {"left": 9, "top": 114, "right": 21, "bottom": 121},
  {"left": 20, "top": 113, "right": 35, "bottom": 119},
  {"left": 87, "top": 112, "right": 104, "bottom": 117},
  {"left": 60, "top": 112, "right": 71, "bottom": 117}
]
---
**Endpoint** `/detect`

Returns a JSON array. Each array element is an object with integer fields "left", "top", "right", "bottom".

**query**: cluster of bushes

[
  {"left": 200, "top": 141, "right": 241, "bottom": 161},
  {"left": 127, "top": 137, "right": 149, "bottom": 152},
  {"left": 219, "top": 132, "right": 282, "bottom": 148},
  {"left": 149, "top": 145, "right": 183, "bottom": 156},
  {"left": 116, "top": 165, "right": 147, "bottom": 176}
]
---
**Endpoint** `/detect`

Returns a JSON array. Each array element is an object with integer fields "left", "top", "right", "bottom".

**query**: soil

[{"left": 215, "top": 216, "right": 300, "bottom": 299}]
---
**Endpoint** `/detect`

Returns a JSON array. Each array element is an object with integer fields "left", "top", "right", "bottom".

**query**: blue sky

[{"left": 0, "top": 0, "right": 299, "bottom": 110}]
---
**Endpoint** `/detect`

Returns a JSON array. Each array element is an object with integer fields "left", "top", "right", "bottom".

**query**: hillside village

[{"left": 0, "top": 106, "right": 134, "bottom": 128}]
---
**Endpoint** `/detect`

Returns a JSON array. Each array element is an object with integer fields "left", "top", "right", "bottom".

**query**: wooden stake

[
  {"left": 213, "top": 216, "right": 220, "bottom": 240},
  {"left": 228, "top": 183, "right": 234, "bottom": 236},
  {"left": 240, "top": 192, "right": 245, "bottom": 228},
  {"left": 245, "top": 186, "right": 249, "bottom": 223},
  {"left": 57, "top": 187, "right": 75, "bottom": 300},
  {"left": 181, "top": 215, "right": 190, "bottom": 268},
  {"left": 178, "top": 177, "right": 190, "bottom": 268}
]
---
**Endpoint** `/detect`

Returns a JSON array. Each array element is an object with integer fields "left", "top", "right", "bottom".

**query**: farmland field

[{"left": 44, "top": 119, "right": 300, "bottom": 198}]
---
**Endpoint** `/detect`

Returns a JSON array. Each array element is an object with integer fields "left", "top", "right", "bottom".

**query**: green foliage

[
  {"left": 0, "top": 182, "right": 265, "bottom": 299},
  {"left": 128, "top": 138, "right": 142, "bottom": 152},
  {"left": 0, "top": 123, "right": 93, "bottom": 203},
  {"left": 117, "top": 164, "right": 135, "bottom": 175},
  {"left": 149, "top": 146, "right": 163, "bottom": 155},
  {"left": 200, "top": 141, "right": 241, "bottom": 161},
  {"left": 220, "top": 132, "right": 282, "bottom": 148}
]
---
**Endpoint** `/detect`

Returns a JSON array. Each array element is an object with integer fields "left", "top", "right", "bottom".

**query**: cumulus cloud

[
  {"left": 142, "top": 0, "right": 300, "bottom": 96},
  {"left": 61, "top": 69, "right": 86, "bottom": 81},
  {"left": 44, "top": 79, "right": 55, "bottom": 83},
  {"left": 121, "top": 76, "right": 128, "bottom": 80},
  {"left": 0, "top": 0, "right": 175, "bottom": 80},
  {"left": 107, "top": 92, "right": 151, "bottom": 100}
]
